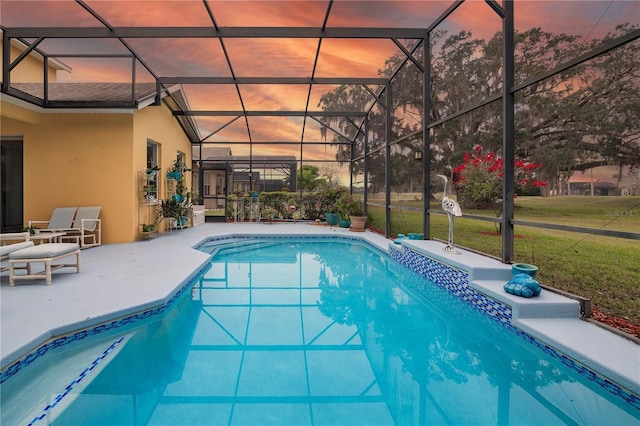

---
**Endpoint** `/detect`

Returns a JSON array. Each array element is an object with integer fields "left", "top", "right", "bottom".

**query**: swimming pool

[{"left": 2, "top": 236, "right": 639, "bottom": 425}]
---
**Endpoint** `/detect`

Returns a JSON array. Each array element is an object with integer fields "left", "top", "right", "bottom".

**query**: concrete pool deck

[{"left": 1, "top": 223, "right": 639, "bottom": 397}]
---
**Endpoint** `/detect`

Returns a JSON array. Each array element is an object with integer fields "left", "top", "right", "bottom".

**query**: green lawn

[{"left": 369, "top": 196, "right": 640, "bottom": 325}]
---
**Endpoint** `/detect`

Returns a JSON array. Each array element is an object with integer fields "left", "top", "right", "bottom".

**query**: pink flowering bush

[
  {"left": 452, "top": 145, "right": 547, "bottom": 208},
  {"left": 314, "top": 187, "right": 348, "bottom": 214}
]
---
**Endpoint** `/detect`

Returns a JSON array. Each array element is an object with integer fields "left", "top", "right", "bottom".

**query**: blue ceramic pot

[
  {"left": 504, "top": 263, "right": 541, "bottom": 298},
  {"left": 325, "top": 212, "right": 338, "bottom": 225},
  {"left": 512, "top": 263, "right": 538, "bottom": 278},
  {"left": 338, "top": 219, "right": 351, "bottom": 228}
]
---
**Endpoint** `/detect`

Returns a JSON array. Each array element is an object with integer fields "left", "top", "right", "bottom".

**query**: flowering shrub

[
  {"left": 452, "top": 145, "right": 547, "bottom": 208},
  {"left": 335, "top": 192, "right": 364, "bottom": 220},
  {"left": 314, "top": 187, "right": 348, "bottom": 214}
]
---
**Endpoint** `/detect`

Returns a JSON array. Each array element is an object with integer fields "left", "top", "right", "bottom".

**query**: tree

[
  {"left": 297, "top": 165, "right": 321, "bottom": 192},
  {"left": 318, "top": 24, "right": 639, "bottom": 197},
  {"left": 453, "top": 146, "right": 547, "bottom": 210}
]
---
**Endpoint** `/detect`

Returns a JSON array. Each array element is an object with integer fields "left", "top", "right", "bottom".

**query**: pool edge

[{"left": 2, "top": 228, "right": 638, "bottom": 410}]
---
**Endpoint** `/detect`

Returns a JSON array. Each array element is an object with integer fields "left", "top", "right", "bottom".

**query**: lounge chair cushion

[
  {"left": 10, "top": 243, "right": 80, "bottom": 260},
  {"left": 0, "top": 241, "right": 34, "bottom": 257},
  {"left": 44, "top": 207, "right": 78, "bottom": 230}
]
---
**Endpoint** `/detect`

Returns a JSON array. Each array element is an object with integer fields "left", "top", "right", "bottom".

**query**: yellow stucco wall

[
  {"left": 2, "top": 109, "right": 135, "bottom": 242},
  {"left": 133, "top": 104, "right": 193, "bottom": 236},
  {"left": 1, "top": 41, "right": 59, "bottom": 83},
  {"left": 1, "top": 41, "right": 193, "bottom": 243},
  {"left": 1, "top": 101, "right": 192, "bottom": 244}
]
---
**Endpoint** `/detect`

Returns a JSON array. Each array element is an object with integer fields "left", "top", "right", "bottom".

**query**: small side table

[{"left": 30, "top": 232, "right": 66, "bottom": 244}]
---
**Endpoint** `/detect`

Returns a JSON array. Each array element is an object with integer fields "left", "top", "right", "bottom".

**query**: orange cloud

[
  {"left": 86, "top": 1, "right": 213, "bottom": 26},
  {"left": 209, "top": 1, "right": 330, "bottom": 26},
  {"left": 223, "top": 38, "right": 318, "bottom": 77}
]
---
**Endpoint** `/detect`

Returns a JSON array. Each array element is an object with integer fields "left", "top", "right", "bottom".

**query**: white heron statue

[{"left": 437, "top": 174, "right": 462, "bottom": 253}]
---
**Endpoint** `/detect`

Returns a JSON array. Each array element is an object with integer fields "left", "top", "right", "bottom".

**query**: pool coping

[
  {"left": 1, "top": 223, "right": 638, "bottom": 400},
  {"left": 392, "top": 239, "right": 640, "bottom": 397}
]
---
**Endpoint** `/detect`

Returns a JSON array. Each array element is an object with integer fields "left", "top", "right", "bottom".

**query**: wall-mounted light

[{"left": 414, "top": 150, "right": 423, "bottom": 161}]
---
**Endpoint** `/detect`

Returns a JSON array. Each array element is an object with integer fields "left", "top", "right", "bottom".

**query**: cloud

[{"left": 209, "top": 0, "right": 329, "bottom": 26}]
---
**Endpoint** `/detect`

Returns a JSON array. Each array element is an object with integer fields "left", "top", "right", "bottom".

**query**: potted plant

[
  {"left": 173, "top": 180, "right": 187, "bottom": 202},
  {"left": 336, "top": 193, "right": 367, "bottom": 231},
  {"left": 335, "top": 196, "right": 352, "bottom": 228},
  {"left": 141, "top": 223, "right": 156, "bottom": 233},
  {"left": 315, "top": 187, "right": 347, "bottom": 225},
  {"left": 21, "top": 225, "right": 40, "bottom": 235},
  {"left": 167, "top": 159, "right": 191, "bottom": 180},
  {"left": 145, "top": 166, "right": 160, "bottom": 176},
  {"left": 160, "top": 198, "right": 181, "bottom": 221},
  {"left": 160, "top": 197, "right": 193, "bottom": 228},
  {"left": 261, "top": 206, "right": 278, "bottom": 222},
  {"left": 286, "top": 198, "right": 297, "bottom": 219},
  {"left": 348, "top": 202, "right": 367, "bottom": 232}
]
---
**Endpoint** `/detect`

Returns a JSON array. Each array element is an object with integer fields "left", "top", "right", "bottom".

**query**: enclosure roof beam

[
  {"left": 484, "top": 0, "right": 506, "bottom": 18},
  {"left": 428, "top": 93, "right": 502, "bottom": 128},
  {"left": 308, "top": 115, "right": 353, "bottom": 142},
  {"left": 175, "top": 110, "right": 367, "bottom": 117},
  {"left": 391, "top": 38, "right": 424, "bottom": 73},
  {"left": 199, "top": 141, "right": 352, "bottom": 145},
  {"left": 426, "top": 1, "right": 464, "bottom": 33},
  {"left": 158, "top": 77, "right": 388, "bottom": 85},
  {"left": 4, "top": 27, "right": 427, "bottom": 39}
]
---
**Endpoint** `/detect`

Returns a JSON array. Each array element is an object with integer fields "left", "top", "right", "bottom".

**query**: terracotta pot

[{"left": 349, "top": 216, "right": 367, "bottom": 232}]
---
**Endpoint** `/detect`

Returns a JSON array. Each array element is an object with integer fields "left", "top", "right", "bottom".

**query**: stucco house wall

[
  {"left": 1, "top": 40, "right": 65, "bottom": 83},
  {"left": 1, "top": 103, "right": 192, "bottom": 243},
  {"left": 133, "top": 103, "right": 194, "bottom": 236},
  {"left": 1, "top": 40, "right": 193, "bottom": 243}
]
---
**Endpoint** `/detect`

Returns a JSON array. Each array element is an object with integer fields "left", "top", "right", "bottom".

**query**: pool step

[
  {"left": 197, "top": 238, "right": 276, "bottom": 255},
  {"left": 515, "top": 317, "right": 640, "bottom": 395},
  {"left": 472, "top": 279, "right": 581, "bottom": 320}
]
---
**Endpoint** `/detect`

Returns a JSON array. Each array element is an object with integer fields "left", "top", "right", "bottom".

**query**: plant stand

[{"left": 140, "top": 229, "right": 159, "bottom": 240}]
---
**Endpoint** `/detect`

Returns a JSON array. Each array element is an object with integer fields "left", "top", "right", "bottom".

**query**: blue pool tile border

[
  {"left": 2, "top": 235, "right": 638, "bottom": 412},
  {"left": 27, "top": 336, "right": 125, "bottom": 426},
  {"left": 389, "top": 243, "right": 640, "bottom": 411},
  {"left": 0, "top": 263, "right": 209, "bottom": 385}
]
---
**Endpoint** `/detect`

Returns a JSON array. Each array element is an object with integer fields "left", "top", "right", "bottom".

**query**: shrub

[{"left": 453, "top": 145, "right": 547, "bottom": 209}]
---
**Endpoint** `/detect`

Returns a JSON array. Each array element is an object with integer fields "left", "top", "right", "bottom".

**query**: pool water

[{"left": 2, "top": 238, "right": 638, "bottom": 425}]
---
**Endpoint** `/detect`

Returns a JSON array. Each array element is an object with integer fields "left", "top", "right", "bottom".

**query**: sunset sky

[{"left": 1, "top": 0, "right": 637, "bottom": 159}]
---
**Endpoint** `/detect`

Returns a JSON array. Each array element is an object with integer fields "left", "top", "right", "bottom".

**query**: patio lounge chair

[
  {"left": 60, "top": 206, "right": 102, "bottom": 248},
  {"left": 0, "top": 233, "right": 34, "bottom": 273},
  {"left": 28, "top": 207, "right": 77, "bottom": 232},
  {"left": 8, "top": 243, "right": 81, "bottom": 286}
]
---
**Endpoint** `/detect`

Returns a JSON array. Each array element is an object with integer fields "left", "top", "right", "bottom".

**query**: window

[
  {"left": 147, "top": 140, "right": 159, "bottom": 169},
  {"left": 147, "top": 140, "right": 159, "bottom": 193}
]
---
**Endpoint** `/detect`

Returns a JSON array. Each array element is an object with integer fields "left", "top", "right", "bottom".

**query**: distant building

[
  {"left": 192, "top": 147, "right": 297, "bottom": 211},
  {"left": 566, "top": 166, "right": 639, "bottom": 196}
]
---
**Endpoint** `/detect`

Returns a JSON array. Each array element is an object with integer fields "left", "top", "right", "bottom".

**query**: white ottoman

[
  {"left": 9, "top": 243, "right": 81, "bottom": 286},
  {"left": 0, "top": 241, "right": 34, "bottom": 273}
]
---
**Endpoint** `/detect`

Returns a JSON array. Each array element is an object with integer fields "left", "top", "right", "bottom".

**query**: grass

[{"left": 368, "top": 196, "right": 640, "bottom": 325}]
